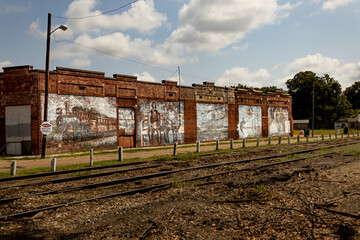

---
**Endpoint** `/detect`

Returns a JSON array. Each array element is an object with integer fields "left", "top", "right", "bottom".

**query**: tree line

[
  {"left": 286, "top": 71, "right": 360, "bottom": 129},
  {"left": 235, "top": 71, "right": 360, "bottom": 129}
]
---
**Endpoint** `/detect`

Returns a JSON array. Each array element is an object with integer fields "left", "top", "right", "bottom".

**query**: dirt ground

[{"left": 0, "top": 142, "right": 359, "bottom": 239}]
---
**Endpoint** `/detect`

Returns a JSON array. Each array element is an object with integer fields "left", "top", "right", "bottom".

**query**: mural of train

[{"left": 55, "top": 101, "right": 117, "bottom": 142}]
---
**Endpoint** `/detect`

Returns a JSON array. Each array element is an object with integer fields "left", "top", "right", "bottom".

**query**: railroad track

[{"left": 0, "top": 140, "right": 358, "bottom": 221}]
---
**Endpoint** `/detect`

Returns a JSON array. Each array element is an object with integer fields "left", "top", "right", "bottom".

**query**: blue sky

[{"left": 1, "top": 0, "right": 360, "bottom": 89}]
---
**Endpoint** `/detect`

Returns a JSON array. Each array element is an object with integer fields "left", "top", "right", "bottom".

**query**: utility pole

[
  {"left": 312, "top": 80, "right": 315, "bottom": 137},
  {"left": 41, "top": 13, "right": 52, "bottom": 158}
]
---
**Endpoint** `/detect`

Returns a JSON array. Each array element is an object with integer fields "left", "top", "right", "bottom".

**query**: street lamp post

[{"left": 41, "top": 13, "right": 67, "bottom": 158}]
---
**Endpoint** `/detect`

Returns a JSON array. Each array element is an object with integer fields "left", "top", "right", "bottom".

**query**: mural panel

[
  {"left": 137, "top": 100, "right": 184, "bottom": 146},
  {"left": 196, "top": 103, "right": 228, "bottom": 141},
  {"left": 43, "top": 94, "right": 117, "bottom": 147},
  {"left": 238, "top": 105, "right": 262, "bottom": 138},
  {"left": 118, "top": 108, "right": 135, "bottom": 135},
  {"left": 268, "top": 107, "right": 290, "bottom": 136}
]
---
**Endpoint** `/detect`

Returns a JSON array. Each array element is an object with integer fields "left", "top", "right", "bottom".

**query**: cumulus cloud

[
  {"left": 163, "top": 0, "right": 298, "bottom": 54},
  {"left": 321, "top": 0, "right": 357, "bottom": 11},
  {"left": 63, "top": 0, "right": 167, "bottom": 36},
  {"left": 52, "top": 32, "right": 153, "bottom": 62},
  {"left": 134, "top": 71, "right": 157, "bottom": 82},
  {"left": 281, "top": 53, "right": 360, "bottom": 87},
  {"left": 216, "top": 67, "right": 271, "bottom": 88},
  {"left": 29, "top": 19, "right": 47, "bottom": 39}
]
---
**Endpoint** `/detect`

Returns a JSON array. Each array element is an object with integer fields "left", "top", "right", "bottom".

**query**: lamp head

[{"left": 59, "top": 25, "right": 67, "bottom": 31}]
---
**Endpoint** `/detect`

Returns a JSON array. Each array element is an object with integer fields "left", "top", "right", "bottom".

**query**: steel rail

[
  {"left": 0, "top": 161, "right": 146, "bottom": 183},
  {"left": 0, "top": 151, "right": 337, "bottom": 221},
  {"left": 0, "top": 163, "right": 175, "bottom": 190},
  {"left": 0, "top": 141, "right": 350, "bottom": 205}
]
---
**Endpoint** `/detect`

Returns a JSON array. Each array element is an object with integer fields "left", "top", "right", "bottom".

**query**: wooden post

[
  {"left": 10, "top": 161, "right": 16, "bottom": 176},
  {"left": 51, "top": 157, "right": 56, "bottom": 172},
  {"left": 288, "top": 136, "right": 290, "bottom": 144},
  {"left": 118, "top": 146, "right": 123, "bottom": 161},
  {"left": 297, "top": 135, "right": 300, "bottom": 143},
  {"left": 278, "top": 137, "right": 281, "bottom": 145},
  {"left": 321, "top": 134, "right": 324, "bottom": 140},
  {"left": 230, "top": 138, "right": 233, "bottom": 149},
  {"left": 268, "top": 137, "right": 271, "bottom": 145},
  {"left": 173, "top": 142, "right": 178, "bottom": 156},
  {"left": 216, "top": 139, "right": 219, "bottom": 151},
  {"left": 256, "top": 137, "right": 260, "bottom": 147},
  {"left": 90, "top": 148, "right": 94, "bottom": 167},
  {"left": 242, "top": 138, "right": 246, "bottom": 148},
  {"left": 196, "top": 141, "right": 200, "bottom": 153},
  {"left": 329, "top": 133, "right": 331, "bottom": 139}
]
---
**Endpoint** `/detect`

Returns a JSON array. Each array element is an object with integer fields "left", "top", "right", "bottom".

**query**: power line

[
  {"left": 53, "top": 0, "right": 140, "bottom": 20},
  {"left": 53, "top": 38, "right": 217, "bottom": 82}
]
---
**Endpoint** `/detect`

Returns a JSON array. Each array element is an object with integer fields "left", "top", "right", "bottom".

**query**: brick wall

[{"left": 0, "top": 66, "right": 293, "bottom": 155}]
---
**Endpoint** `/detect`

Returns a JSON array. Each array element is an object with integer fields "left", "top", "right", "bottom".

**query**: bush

[{"left": 343, "top": 126, "right": 349, "bottom": 134}]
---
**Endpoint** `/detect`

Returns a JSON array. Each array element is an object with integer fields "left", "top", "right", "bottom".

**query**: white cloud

[
  {"left": 53, "top": 32, "right": 152, "bottom": 60},
  {"left": 281, "top": 53, "right": 360, "bottom": 87},
  {"left": 47, "top": 0, "right": 300, "bottom": 68},
  {"left": 70, "top": 58, "right": 91, "bottom": 67},
  {"left": 321, "top": 0, "right": 357, "bottom": 11},
  {"left": 134, "top": 71, "right": 157, "bottom": 82},
  {"left": 0, "top": 61, "right": 12, "bottom": 71},
  {"left": 216, "top": 67, "right": 271, "bottom": 88},
  {"left": 0, "top": 2, "right": 30, "bottom": 14},
  {"left": 163, "top": 0, "right": 298, "bottom": 54},
  {"left": 63, "top": 0, "right": 167, "bottom": 36},
  {"left": 29, "top": 19, "right": 46, "bottom": 39}
]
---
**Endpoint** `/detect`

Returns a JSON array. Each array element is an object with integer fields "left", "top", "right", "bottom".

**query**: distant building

[
  {"left": 293, "top": 119, "right": 309, "bottom": 130},
  {"left": 334, "top": 114, "right": 360, "bottom": 130}
]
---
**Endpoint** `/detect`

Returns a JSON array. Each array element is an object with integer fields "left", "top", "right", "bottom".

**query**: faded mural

[
  {"left": 118, "top": 108, "right": 135, "bottom": 135},
  {"left": 44, "top": 94, "right": 117, "bottom": 147},
  {"left": 137, "top": 100, "right": 184, "bottom": 146},
  {"left": 197, "top": 103, "right": 228, "bottom": 141},
  {"left": 268, "top": 107, "right": 290, "bottom": 136},
  {"left": 238, "top": 105, "right": 262, "bottom": 138}
]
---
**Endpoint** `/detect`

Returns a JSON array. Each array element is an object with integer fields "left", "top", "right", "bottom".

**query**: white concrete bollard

[
  {"left": 51, "top": 157, "right": 56, "bottom": 172},
  {"left": 118, "top": 146, "right": 123, "bottom": 161},
  {"left": 10, "top": 161, "right": 16, "bottom": 176},
  {"left": 173, "top": 142, "right": 178, "bottom": 156},
  {"left": 90, "top": 148, "right": 94, "bottom": 166}
]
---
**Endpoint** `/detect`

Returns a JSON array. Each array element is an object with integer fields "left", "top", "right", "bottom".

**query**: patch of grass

[
  {"left": 338, "top": 143, "right": 360, "bottom": 156},
  {"left": 248, "top": 185, "right": 271, "bottom": 200}
]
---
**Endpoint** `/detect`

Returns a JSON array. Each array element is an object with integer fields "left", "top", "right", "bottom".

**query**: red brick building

[{"left": 0, "top": 65, "right": 293, "bottom": 155}]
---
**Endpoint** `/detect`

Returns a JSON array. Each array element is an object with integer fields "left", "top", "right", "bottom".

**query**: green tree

[
  {"left": 344, "top": 81, "right": 360, "bottom": 110},
  {"left": 286, "top": 71, "right": 352, "bottom": 129}
]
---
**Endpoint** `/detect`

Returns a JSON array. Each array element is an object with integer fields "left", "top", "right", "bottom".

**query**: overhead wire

[
  {"left": 52, "top": 0, "right": 140, "bottom": 20},
  {"left": 50, "top": 0, "right": 218, "bottom": 82},
  {"left": 53, "top": 38, "right": 217, "bottom": 82}
]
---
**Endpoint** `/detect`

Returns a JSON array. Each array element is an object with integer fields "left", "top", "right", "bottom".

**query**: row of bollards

[{"left": 8, "top": 131, "right": 360, "bottom": 176}]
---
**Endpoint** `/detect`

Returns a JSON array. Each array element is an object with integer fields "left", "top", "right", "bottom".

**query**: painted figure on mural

[
  {"left": 269, "top": 107, "right": 288, "bottom": 135},
  {"left": 148, "top": 101, "right": 161, "bottom": 144},
  {"left": 164, "top": 102, "right": 178, "bottom": 143}
]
